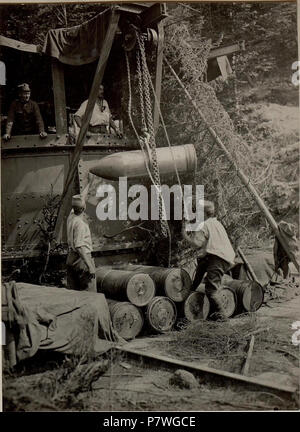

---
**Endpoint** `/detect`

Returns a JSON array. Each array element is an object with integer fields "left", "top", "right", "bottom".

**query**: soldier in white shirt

[
  {"left": 74, "top": 84, "right": 122, "bottom": 138},
  {"left": 182, "top": 200, "right": 235, "bottom": 317},
  {"left": 66, "top": 193, "right": 96, "bottom": 292}
]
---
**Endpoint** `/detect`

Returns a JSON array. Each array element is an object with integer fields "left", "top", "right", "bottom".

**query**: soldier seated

[{"left": 73, "top": 84, "right": 122, "bottom": 139}]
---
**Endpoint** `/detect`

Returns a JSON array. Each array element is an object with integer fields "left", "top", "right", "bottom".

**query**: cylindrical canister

[
  {"left": 222, "top": 279, "right": 264, "bottom": 313},
  {"left": 89, "top": 144, "right": 197, "bottom": 180},
  {"left": 146, "top": 296, "right": 177, "bottom": 333},
  {"left": 107, "top": 299, "right": 144, "bottom": 340},
  {"left": 196, "top": 282, "right": 236, "bottom": 318},
  {"left": 96, "top": 267, "right": 155, "bottom": 307},
  {"left": 219, "top": 287, "right": 237, "bottom": 318},
  {"left": 184, "top": 291, "right": 210, "bottom": 321},
  {"left": 118, "top": 265, "right": 192, "bottom": 302}
]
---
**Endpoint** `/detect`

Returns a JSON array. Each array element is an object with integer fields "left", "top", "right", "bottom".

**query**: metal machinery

[{"left": 1, "top": 3, "right": 175, "bottom": 273}]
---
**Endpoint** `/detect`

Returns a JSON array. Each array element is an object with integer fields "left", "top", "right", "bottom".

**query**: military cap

[
  {"left": 18, "top": 83, "right": 30, "bottom": 92},
  {"left": 72, "top": 194, "right": 86, "bottom": 208},
  {"left": 203, "top": 200, "right": 215, "bottom": 217}
]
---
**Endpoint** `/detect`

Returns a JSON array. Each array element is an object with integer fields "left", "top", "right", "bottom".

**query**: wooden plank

[
  {"left": 165, "top": 57, "right": 300, "bottom": 272},
  {"left": 208, "top": 42, "right": 245, "bottom": 60},
  {"left": 242, "top": 335, "right": 255, "bottom": 376},
  {"left": 53, "top": 10, "right": 120, "bottom": 242},
  {"left": 237, "top": 247, "right": 260, "bottom": 284},
  {"left": 51, "top": 59, "right": 68, "bottom": 136},
  {"left": 0, "top": 35, "right": 38, "bottom": 53},
  {"left": 153, "top": 22, "right": 164, "bottom": 134},
  {"left": 115, "top": 345, "right": 297, "bottom": 397}
]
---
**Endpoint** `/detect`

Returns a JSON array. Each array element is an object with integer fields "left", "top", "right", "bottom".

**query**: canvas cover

[
  {"left": 2, "top": 281, "right": 123, "bottom": 367},
  {"left": 42, "top": 9, "right": 111, "bottom": 65}
]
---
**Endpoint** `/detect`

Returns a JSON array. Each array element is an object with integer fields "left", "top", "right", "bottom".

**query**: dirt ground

[
  {"left": 86, "top": 295, "right": 300, "bottom": 411},
  {"left": 4, "top": 290, "right": 299, "bottom": 412}
]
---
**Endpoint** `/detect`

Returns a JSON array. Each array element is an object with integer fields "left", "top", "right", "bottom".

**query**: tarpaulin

[
  {"left": 238, "top": 249, "right": 276, "bottom": 287},
  {"left": 273, "top": 221, "right": 299, "bottom": 278},
  {"left": 2, "top": 281, "right": 124, "bottom": 367},
  {"left": 42, "top": 9, "right": 111, "bottom": 65}
]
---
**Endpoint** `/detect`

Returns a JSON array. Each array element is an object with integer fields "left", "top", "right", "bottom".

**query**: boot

[{"left": 208, "top": 292, "right": 228, "bottom": 320}]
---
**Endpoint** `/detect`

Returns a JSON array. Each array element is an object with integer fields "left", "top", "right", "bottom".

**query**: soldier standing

[
  {"left": 3, "top": 83, "right": 47, "bottom": 140},
  {"left": 182, "top": 200, "right": 235, "bottom": 317},
  {"left": 66, "top": 192, "right": 96, "bottom": 292}
]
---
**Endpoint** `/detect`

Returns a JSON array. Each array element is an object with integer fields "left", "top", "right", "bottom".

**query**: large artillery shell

[
  {"left": 146, "top": 296, "right": 177, "bottom": 333},
  {"left": 89, "top": 144, "right": 197, "bottom": 180},
  {"left": 222, "top": 279, "right": 264, "bottom": 313},
  {"left": 96, "top": 267, "right": 155, "bottom": 307},
  {"left": 119, "top": 265, "right": 192, "bottom": 302},
  {"left": 184, "top": 291, "right": 210, "bottom": 321},
  {"left": 107, "top": 300, "right": 144, "bottom": 340}
]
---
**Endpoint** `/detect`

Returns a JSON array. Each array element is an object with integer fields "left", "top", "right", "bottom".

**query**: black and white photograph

[{"left": 0, "top": 1, "right": 299, "bottom": 415}]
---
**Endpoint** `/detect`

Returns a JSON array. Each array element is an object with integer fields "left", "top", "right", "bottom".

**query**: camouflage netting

[{"left": 152, "top": 22, "right": 280, "bottom": 266}]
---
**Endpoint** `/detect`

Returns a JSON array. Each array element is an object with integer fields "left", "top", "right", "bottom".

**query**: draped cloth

[
  {"left": 2, "top": 281, "right": 124, "bottom": 367},
  {"left": 42, "top": 9, "right": 111, "bottom": 65}
]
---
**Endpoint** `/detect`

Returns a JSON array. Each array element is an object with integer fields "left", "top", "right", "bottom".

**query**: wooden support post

[
  {"left": 153, "top": 22, "right": 164, "bottom": 134},
  {"left": 54, "top": 9, "right": 120, "bottom": 241},
  {"left": 237, "top": 247, "right": 260, "bottom": 284},
  {"left": 51, "top": 58, "right": 68, "bottom": 136},
  {"left": 165, "top": 57, "right": 299, "bottom": 272},
  {"left": 242, "top": 335, "right": 255, "bottom": 376}
]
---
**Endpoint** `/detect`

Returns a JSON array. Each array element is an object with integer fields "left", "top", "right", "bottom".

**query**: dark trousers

[
  {"left": 66, "top": 251, "right": 97, "bottom": 292},
  {"left": 192, "top": 254, "right": 230, "bottom": 298}
]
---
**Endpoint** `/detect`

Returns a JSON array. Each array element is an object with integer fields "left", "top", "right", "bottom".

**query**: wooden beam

[
  {"left": 53, "top": 9, "right": 120, "bottom": 242},
  {"left": 0, "top": 35, "right": 39, "bottom": 53},
  {"left": 165, "top": 57, "right": 300, "bottom": 273},
  {"left": 51, "top": 59, "right": 68, "bottom": 136},
  {"left": 242, "top": 335, "right": 255, "bottom": 376},
  {"left": 153, "top": 21, "right": 164, "bottom": 134},
  {"left": 141, "top": 3, "right": 168, "bottom": 28},
  {"left": 115, "top": 345, "right": 297, "bottom": 398},
  {"left": 208, "top": 41, "right": 245, "bottom": 60},
  {"left": 237, "top": 247, "right": 260, "bottom": 284}
]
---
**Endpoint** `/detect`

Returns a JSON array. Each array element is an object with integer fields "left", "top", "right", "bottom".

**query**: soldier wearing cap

[
  {"left": 66, "top": 191, "right": 96, "bottom": 292},
  {"left": 3, "top": 83, "right": 47, "bottom": 140},
  {"left": 182, "top": 200, "right": 236, "bottom": 318}
]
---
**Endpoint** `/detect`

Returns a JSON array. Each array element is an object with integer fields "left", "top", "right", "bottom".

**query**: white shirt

[
  {"left": 75, "top": 98, "right": 111, "bottom": 126},
  {"left": 191, "top": 217, "right": 235, "bottom": 265},
  {"left": 67, "top": 210, "right": 93, "bottom": 254}
]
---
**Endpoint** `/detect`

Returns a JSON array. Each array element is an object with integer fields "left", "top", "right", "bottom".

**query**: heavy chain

[
  {"left": 136, "top": 32, "right": 169, "bottom": 238},
  {"left": 136, "top": 50, "right": 146, "bottom": 131}
]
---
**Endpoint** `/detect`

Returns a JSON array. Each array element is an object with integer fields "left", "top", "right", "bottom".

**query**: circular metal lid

[
  {"left": 219, "top": 288, "right": 236, "bottom": 318},
  {"left": 147, "top": 296, "right": 177, "bottom": 333},
  {"left": 110, "top": 302, "right": 144, "bottom": 340},
  {"left": 164, "top": 269, "right": 191, "bottom": 302},
  {"left": 242, "top": 282, "right": 264, "bottom": 311},
  {"left": 184, "top": 292, "right": 210, "bottom": 321},
  {"left": 126, "top": 273, "right": 156, "bottom": 307}
]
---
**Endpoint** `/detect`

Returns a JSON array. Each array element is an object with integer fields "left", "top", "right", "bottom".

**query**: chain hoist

[{"left": 135, "top": 31, "right": 169, "bottom": 238}]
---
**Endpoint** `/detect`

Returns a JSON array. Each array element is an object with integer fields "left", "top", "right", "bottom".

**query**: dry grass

[
  {"left": 152, "top": 314, "right": 299, "bottom": 378},
  {"left": 2, "top": 314, "right": 110, "bottom": 411}
]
